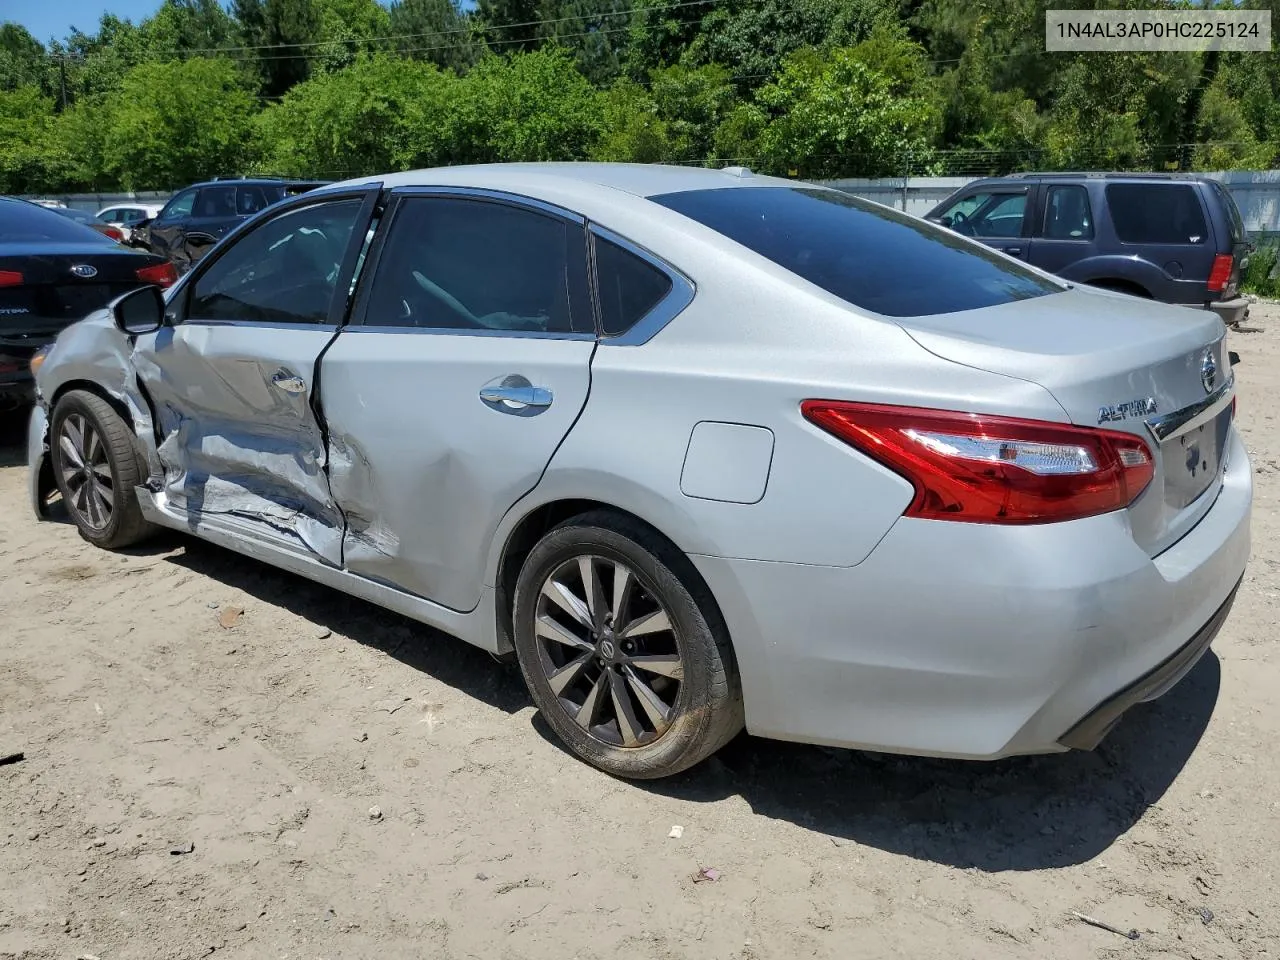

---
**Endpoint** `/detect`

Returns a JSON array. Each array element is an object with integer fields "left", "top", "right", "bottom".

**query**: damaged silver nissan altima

[{"left": 27, "top": 164, "right": 1251, "bottom": 779}]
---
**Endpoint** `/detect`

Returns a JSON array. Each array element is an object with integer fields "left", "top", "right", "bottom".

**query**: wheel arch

[
  {"left": 49, "top": 379, "right": 134, "bottom": 430},
  {"left": 1083, "top": 277, "right": 1153, "bottom": 298},
  {"left": 493, "top": 498, "right": 731, "bottom": 660}
]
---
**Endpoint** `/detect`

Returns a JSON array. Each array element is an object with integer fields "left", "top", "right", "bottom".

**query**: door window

[
  {"left": 159, "top": 189, "right": 196, "bottom": 220},
  {"left": 1041, "top": 185, "right": 1094, "bottom": 240},
  {"left": 194, "top": 185, "right": 237, "bottom": 219},
  {"left": 236, "top": 185, "right": 274, "bottom": 215},
  {"left": 362, "top": 196, "right": 591, "bottom": 334},
  {"left": 937, "top": 191, "right": 1027, "bottom": 239},
  {"left": 594, "top": 236, "right": 673, "bottom": 336},
  {"left": 97, "top": 208, "right": 121, "bottom": 223},
  {"left": 1105, "top": 183, "right": 1208, "bottom": 244},
  {"left": 187, "top": 199, "right": 362, "bottom": 325}
]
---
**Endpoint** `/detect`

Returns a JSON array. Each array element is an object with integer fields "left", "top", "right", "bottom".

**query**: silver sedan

[{"left": 27, "top": 164, "right": 1251, "bottom": 778}]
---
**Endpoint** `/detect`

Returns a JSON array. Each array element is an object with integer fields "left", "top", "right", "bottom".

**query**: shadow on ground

[{"left": 1, "top": 405, "right": 1219, "bottom": 872}]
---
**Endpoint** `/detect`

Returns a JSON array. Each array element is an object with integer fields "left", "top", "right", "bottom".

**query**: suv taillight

[
  {"left": 1207, "top": 254, "right": 1233, "bottom": 294},
  {"left": 801, "top": 401, "right": 1155, "bottom": 524},
  {"left": 0, "top": 270, "right": 22, "bottom": 287}
]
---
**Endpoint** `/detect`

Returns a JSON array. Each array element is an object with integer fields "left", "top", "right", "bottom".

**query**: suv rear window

[
  {"left": 651, "top": 187, "right": 1059, "bottom": 317},
  {"left": 1207, "top": 180, "right": 1245, "bottom": 244},
  {"left": 1105, "top": 183, "right": 1208, "bottom": 245}
]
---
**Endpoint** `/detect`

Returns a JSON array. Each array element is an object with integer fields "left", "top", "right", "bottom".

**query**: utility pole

[{"left": 59, "top": 57, "right": 67, "bottom": 111}]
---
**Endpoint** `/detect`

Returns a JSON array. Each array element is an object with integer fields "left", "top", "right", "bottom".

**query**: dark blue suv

[
  {"left": 925, "top": 173, "right": 1251, "bottom": 326},
  {"left": 132, "top": 176, "right": 328, "bottom": 274}
]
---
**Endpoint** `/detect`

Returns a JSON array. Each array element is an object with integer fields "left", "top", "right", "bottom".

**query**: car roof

[
  {"left": 333, "top": 163, "right": 799, "bottom": 200},
  {"left": 182, "top": 177, "right": 326, "bottom": 190}
]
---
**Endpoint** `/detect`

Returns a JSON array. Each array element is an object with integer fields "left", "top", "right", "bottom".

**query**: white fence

[{"left": 30, "top": 169, "right": 1280, "bottom": 237}]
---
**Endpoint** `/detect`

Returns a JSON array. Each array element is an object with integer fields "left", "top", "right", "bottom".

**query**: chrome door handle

[
  {"left": 272, "top": 372, "right": 307, "bottom": 394},
  {"left": 479, "top": 384, "right": 553, "bottom": 409},
  {"left": 1005, "top": 246, "right": 1023, "bottom": 256}
]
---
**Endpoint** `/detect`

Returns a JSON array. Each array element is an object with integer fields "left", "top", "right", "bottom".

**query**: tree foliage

[{"left": 0, "top": 0, "right": 1276, "bottom": 192}]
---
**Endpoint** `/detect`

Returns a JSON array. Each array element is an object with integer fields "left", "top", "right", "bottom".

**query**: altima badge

[
  {"left": 1098, "top": 397, "right": 1158, "bottom": 424},
  {"left": 70, "top": 264, "right": 98, "bottom": 278},
  {"left": 1201, "top": 349, "right": 1218, "bottom": 394}
]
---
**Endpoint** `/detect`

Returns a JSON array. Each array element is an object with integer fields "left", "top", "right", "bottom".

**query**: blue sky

[{"left": 1, "top": 0, "right": 165, "bottom": 44}]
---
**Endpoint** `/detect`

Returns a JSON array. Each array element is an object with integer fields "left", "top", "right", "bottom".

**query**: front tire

[
  {"left": 512, "top": 511, "right": 743, "bottom": 779},
  {"left": 49, "top": 390, "right": 155, "bottom": 549}
]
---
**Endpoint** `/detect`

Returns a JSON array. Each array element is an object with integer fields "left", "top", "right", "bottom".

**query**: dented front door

[{"left": 135, "top": 189, "right": 379, "bottom": 564}]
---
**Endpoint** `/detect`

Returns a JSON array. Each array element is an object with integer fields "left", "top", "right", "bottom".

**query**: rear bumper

[
  {"left": 691, "top": 426, "right": 1252, "bottom": 760},
  {"left": 1057, "top": 580, "right": 1238, "bottom": 749},
  {"left": 1209, "top": 296, "right": 1249, "bottom": 326}
]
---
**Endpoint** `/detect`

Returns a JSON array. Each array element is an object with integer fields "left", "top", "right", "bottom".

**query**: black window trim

[
  {"left": 586, "top": 223, "right": 694, "bottom": 346},
  {"left": 937, "top": 186, "right": 1033, "bottom": 240},
  {"left": 345, "top": 186, "right": 597, "bottom": 342},
  {"left": 167, "top": 184, "right": 382, "bottom": 330},
  {"left": 1038, "top": 182, "right": 1095, "bottom": 242}
]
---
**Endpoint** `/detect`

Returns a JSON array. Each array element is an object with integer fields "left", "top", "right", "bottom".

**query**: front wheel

[
  {"left": 512, "top": 511, "right": 743, "bottom": 779},
  {"left": 49, "top": 390, "right": 156, "bottom": 549}
]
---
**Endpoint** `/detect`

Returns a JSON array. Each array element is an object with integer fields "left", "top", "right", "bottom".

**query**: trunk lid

[
  {"left": 0, "top": 245, "right": 162, "bottom": 339},
  {"left": 894, "top": 287, "right": 1233, "bottom": 556}
]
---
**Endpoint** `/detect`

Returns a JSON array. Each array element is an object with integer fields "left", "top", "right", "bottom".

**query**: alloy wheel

[
  {"left": 534, "top": 554, "right": 684, "bottom": 748},
  {"left": 57, "top": 413, "right": 114, "bottom": 531}
]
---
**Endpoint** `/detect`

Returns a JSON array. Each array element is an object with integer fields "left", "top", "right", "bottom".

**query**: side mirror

[{"left": 111, "top": 285, "right": 165, "bottom": 335}]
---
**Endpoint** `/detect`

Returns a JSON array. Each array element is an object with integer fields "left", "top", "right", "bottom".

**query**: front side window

[
  {"left": 936, "top": 191, "right": 1027, "bottom": 239},
  {"left": 363, "top": 197, "right": 589, "bottom": 334},
  {"left": 1042, "top": 185, "right": 1094, "bottom": 240},
  {"left": 187, "top": 199, "right": 362, "bottom": 325},
  {"left": 160, "top": 190, "right": 196, "bottom": 220},
  {"left": 237, "top": 185, "right": 273, "bottom": 215},
  {"left": 653, "top": 187, "right": 1059, "bottom": 318},
  {"left": 97, "top": 209, "right": 121, "bottom": 223},
  {"left": 1106, "top": 183, "right": 1208, "bottom": 244}
]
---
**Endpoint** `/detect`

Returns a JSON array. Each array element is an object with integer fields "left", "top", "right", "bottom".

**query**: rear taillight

[
  {"left": 136, "top": 261, "right": 177, "bottom": 288},
  {"left": 0, "top": 270, "right": 22, "bottom": 287},
  {"left": 102, "top": 226, "right": 124, "bottom": 242},
  {"left": 801, "top": 401, "right": 1155, "bottom": 524},
  {"left": 1207, "top": 254, "right": 1233, "bottom": 293}
]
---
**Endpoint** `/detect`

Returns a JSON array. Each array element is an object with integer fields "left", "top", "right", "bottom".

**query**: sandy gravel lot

[{"left": 2, "top": 304, "right": 1279, "bottom": 960}]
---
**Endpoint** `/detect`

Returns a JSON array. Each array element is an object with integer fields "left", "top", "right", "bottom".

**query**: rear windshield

[
  {"left": 650, "top": 187, "right": 1060, "bottom": 317},
  {"left": 1208, "top": 180, "right": 1245, "bottom": 244},
  {"left": 1105, "top": 183, "right": 1209, "bottom": 245},
  {"left": 0, "top": 199, "right": 113, "bottom": 244}
]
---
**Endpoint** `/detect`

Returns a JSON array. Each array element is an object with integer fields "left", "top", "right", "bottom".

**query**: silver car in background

[{"left": 27, "top": 164, "right": 1250, "bottom": 778}]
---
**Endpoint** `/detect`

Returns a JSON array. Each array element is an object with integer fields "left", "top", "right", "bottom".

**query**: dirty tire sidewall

[
  {"left": 50, "top": 389, "right": 154, "bottom": 550},
  {"left": 513, "top": 512, "right": 743, "bottom": 780}
]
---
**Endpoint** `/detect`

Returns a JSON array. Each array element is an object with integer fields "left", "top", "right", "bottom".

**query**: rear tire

[
  {"left": 512, "top": 511, "right": 743, "bottom": 779},
  {"left": 1087, "top": 280, "right": 1152, "bottom": 298},
  {"left": 49, "top": 390, "right": 156, "bottom": 550}
]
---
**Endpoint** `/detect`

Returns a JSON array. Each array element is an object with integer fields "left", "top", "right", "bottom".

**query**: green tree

[
  {"left": 589, "top": 80, "right": 670, "bottom": 161},
  {"left": 312, "top": 0, "right": 393, "bottom": 72},
  {"left": 387, "top": 0, "right": 475, "bottom": 71},
  {"left": 450, "top": 47, "right": 603, "bottom": 162},
  {"left": 256, "top": 55, "right": 460, "bottom": 176},
  {"left": 1192, "top": 80, "right": 1276, "bottom": 170},
  {"left": 0, "top": 24, "right": 48, "bottom": 93},
  {"left": 753, "top": 37, "right": 940, "bottom": 178},
  {"left": 649, "top": 63, "right": 738, "bottom": 161},
  {"left": 0, "top": 87, "right": 68, "bottom": 192},
  {"left": 100, "top": 57, "right": 258, "bottom": 188},
  {"left": 233, "top": 0, "right": 322, "bottom": 97}
]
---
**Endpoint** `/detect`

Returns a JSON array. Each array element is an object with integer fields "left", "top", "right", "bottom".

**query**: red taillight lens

[
  {"left": 1207, "top": 254, "right": 1233, "bottom": 293},
  {"left": 103, "top": 226, "right": 124, "bottom": 242},
  {"left": 801, "top": 401, "right": 1155, "bottom": 524},
  {"left": 136, "top": 261, "right": 177, "bottom": 288},
  {"left": 0, "top": 270, "right": 23, "bottom": 287}
]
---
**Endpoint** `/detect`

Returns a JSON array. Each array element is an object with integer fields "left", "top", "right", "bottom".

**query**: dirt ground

[{"left": 2, "top": 305, "right": 1280, "bottom": 960}]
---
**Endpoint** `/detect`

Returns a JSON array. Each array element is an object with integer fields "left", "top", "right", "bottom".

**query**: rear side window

[
  {"left": 237, "top": 186, "right": 273, "bottom": 215},
  {"left": 0, "top": 199, "right": 112, "bottom": 243},
  {"left": 652, "top": 187, "right": 1059, "bottom": 318},
  {"left": 1105, "top": 184, "right": 1208, "bottom": 244},
  {"left": 594, "top": 236, "right": 673, "bottom": 336}
]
